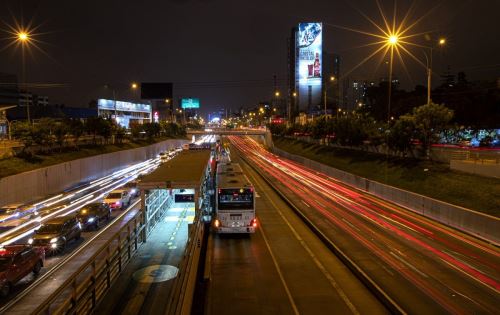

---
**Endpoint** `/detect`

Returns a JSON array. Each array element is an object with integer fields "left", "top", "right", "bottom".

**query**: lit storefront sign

[{"left": 97, "top": 99, "right": 151, "bottom": 113}]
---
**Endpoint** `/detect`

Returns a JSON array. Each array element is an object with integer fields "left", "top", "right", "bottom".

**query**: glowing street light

[
  {"left": 388, "top": 35, "right": 398, "bottom": 45},
  {"left": 17, "top": 31, "right": 29, "bottom": 42},
  {"left": 275, "top": 91, "right": 280, "bottom": 97},
  {"left": 439, "top": 38, "right": 446, "bottom": 45},
  {"left": 131, "top": 82, "right": 138, "bottom": 89}
]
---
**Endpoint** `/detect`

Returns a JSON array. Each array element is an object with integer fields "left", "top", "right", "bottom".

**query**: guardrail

[{"left": 4, "top": 200, "right": 146, "bottom": 315}]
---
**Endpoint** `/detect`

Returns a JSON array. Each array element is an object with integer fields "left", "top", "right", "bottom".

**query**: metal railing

[
  {"left": 26, "top": 203, "right": 145, "bottom": 315},
  {"left": 165, "top": 213, "right": 205, "bottom": 315}
]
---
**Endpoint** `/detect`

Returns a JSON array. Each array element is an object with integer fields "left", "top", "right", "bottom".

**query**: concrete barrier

[
  {"left": 273, "top": 147, "right": 500, "bottom": 245},
  {"left": 0, "top": 139, "right": 188, "bottom": 206}
]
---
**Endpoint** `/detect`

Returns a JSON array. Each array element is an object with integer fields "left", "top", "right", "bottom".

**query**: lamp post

[
  {"left": 16, "top": 31, "right": 30, "bottom": 123},
  {"left": 324, "top": 76, "right": 335, "bottom": 118},
  {"left": 423, "top": 38, "right": 446, "bottom": 104},
  {"left": 386, "top": 34, "right": 398, "bottom": 123}
]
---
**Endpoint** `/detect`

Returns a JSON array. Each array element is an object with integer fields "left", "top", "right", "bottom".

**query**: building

[
  {"left": 97, "top": 99, "right": 152, "bottom": 128},
  {"left": 0, "top": 73, "right": 19, "bottom": 107}
]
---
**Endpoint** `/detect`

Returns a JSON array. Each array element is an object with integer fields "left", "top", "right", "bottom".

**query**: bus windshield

[{"left": 218, "top": 188, "right": 253, "bottom": 210}]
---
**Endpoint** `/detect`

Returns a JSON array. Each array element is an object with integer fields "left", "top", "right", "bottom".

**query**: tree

[
  {"left": 32, "top": 118, "right": 55, "bottom": 152},
  {"left": 98, "top": 118, "right": 113, "bottom": 144},
  {"left": 387, "top": 114, "right": 416, "bottom": 156},
  {"left": 129, "top": 121, "right": 143, "bottom": 139},
  {"left": 142, "top": 122, "right": 161, "bottom": 140},
  {"left": 53, "top": 121, "right": 69, "bottom": 152},
  {"left": 11, "top": 121, "right": 34, "bottom": 155},
  {"left": 412, "top": 102, "right": 454, "bottom": 158},
  {"left": 85, "top": 117, "right": 101, "bottom": 144},
  {"left": 68, "top": 119, "right": 84, "bottom": 148}
]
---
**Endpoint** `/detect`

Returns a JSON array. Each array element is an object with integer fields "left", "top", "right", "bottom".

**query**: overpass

[{"left": 186, "top": 128, "right": 266, "bottom": 136}]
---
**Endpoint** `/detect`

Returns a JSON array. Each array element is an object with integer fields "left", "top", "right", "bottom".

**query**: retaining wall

[
  {"left": 273, "top": 147, "right": 500, "bottom": 245},
  {"left": 0, "top": 139, "right": 188, "bottom": 206}
]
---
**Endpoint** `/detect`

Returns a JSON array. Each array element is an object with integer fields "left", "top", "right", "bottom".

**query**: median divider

[{"left": 239, "top": 154, "right": 406, "bottom": 315}]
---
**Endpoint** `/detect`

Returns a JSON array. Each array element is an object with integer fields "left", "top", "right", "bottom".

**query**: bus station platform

[{"left": 95, "top": 202, "right": 195, "bottom": 315}]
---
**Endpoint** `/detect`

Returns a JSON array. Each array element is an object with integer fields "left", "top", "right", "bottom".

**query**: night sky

[{"left": 1, "top": 0, "right": 499, "bottom": 116}]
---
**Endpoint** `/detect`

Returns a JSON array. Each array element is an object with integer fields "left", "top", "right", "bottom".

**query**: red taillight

[
  {"left": 250, "top": 218, "right": 257, "bottom": 228},
  {"left": 214, "top": 219, "right": 220, "bottom": 228}
]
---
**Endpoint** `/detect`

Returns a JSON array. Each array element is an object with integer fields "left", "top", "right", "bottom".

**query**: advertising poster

[{"left": 296, "top": 22, "right": 322, "bottom": 86}]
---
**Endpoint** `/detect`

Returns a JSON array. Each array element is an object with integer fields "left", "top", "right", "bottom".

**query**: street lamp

[
  {"left": 324, "top": 76, "right": 335, "bottom": 118},
  {"left": 423, "top": 38, "right": 446, "bottom": 104},
  {"left": 386, "top": 33, "right": 398, "bottom": 123},
  {"left": 16, "top": 30, "right": 31, "bottom": 123}
]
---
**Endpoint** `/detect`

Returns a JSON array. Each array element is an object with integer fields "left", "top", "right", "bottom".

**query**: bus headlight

[
  {"left": 28, "top": 238, "right": 33, "bottom": 245},
  {"left": 50, "top": 237, "right": 58, "bottom": 244}
]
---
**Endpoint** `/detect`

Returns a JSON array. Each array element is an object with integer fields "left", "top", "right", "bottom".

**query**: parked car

[
  {"left": 0, "top": 245, "right": 45, "bottom": 297},
  {"left": 104, "top": 189, "right": 131, "bottom": 210},
  {"left": 124, "top": 180, "right": 140, "bottom": 198},
  {"left": 76, "top": 203, "right": 111, "bottom": 230},
  {"left": 28, "top": 214, "right": 81, "bottom": 253}
]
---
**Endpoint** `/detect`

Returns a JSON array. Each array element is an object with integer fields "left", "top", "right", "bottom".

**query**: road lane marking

[
  {"left": 247, "top": 168, "right": 360, "bottom": 315},
  {"left": 258, "top": 220, "right": 300, "bottom": 315},
  {"left": 389, "top": 252, "right": 428, "bottom": 278}
]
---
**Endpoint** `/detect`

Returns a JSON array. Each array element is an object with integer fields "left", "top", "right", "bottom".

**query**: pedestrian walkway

[{"left": 95, "top": 202, "right": 195, "bottom": 315}]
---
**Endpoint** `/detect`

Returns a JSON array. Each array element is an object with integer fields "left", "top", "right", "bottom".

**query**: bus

[{"left": 214, "top": 162, "right": 257, "bottom": 233}]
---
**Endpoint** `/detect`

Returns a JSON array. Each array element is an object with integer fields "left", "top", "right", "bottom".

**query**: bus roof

[
  {"left": 216, "top": 171, "right": 253, "bottom": 189},
  {"left": 216, "top": 162, "right": 243, "bottom": 174}
]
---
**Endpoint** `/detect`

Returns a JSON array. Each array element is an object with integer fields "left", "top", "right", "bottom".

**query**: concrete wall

[
  {"left": 273, "top": 147, "right": 500, "bottom": 245},
  {"left": 0, "top": 139, "right": 188, "bottom": 206},
  {"left": 450, "top": 160, "right": 500, "bottom": 178}
]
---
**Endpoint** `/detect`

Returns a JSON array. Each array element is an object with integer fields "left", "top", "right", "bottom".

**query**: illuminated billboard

[
  {"left": 181, "top": 98, "right": 200, "bottom": 109},
  {"left": 296, "top": 22, "right": 322, "bottom": 86},
  {"left": 97, "top": 99, "right": 151, "bottom": 113}
]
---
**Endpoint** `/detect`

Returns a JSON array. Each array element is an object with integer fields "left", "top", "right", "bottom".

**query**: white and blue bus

[{"left": 214, "top": 163, "right": 257, "bottom": 233}]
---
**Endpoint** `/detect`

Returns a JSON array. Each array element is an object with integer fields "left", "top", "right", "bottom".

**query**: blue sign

[{"left": 181, "top": 98, "right": 200, "bottom": 109}]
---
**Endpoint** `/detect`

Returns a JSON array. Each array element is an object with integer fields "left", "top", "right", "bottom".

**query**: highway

[
  {"left": 228, "top": 136, "right": 500, "bottom": 314},
  {"left": 206, "top": 147, "right": 387, "bottom": 315},
  {"left": 0, "top": 150, "right": 172, "bottom": 307}
]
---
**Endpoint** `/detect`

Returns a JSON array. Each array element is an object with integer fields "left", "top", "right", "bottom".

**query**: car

[
  {"left": 123, "top": 180, "right": 140, "bottom": 198},
  {"left": 28, "top": 214, "right": 82, "bottom": 253},
  {"left": 0, "top": 204, "right": 23, "bottom": 223},
  {"left": 0, "top": 245, "right": 45, "bottom": 297},
  {"left": 76, "top": 203, "right": 111, "bottom": 230},
  {"left": 158, "top": 151, "right": 169, "bottom": 163},
  {"left": 103, "top": 189, "right": 131, "bottom": 210}
]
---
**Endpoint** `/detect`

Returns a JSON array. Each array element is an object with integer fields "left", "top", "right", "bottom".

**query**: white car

[
  {"left": 158, "top": 151, "right": 169, "bottom": 163},
  {"left": 104, "top": 189, "right": 132, "bottom": 210}
]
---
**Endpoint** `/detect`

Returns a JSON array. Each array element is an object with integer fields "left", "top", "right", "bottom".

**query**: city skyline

[{"left": 1, "top": 0, "right": 499, "bottom": 115}]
